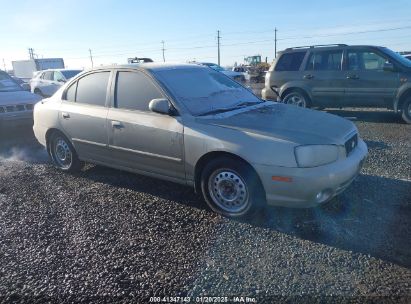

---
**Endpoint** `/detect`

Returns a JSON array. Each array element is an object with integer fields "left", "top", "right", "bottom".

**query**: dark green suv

[{"left": 262, "top": 44, "right": 411, "bottom": 123}]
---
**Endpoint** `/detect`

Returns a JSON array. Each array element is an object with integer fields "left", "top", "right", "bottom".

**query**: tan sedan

[{"left": 33, "top": 63, "right": 367, "bottom": 218}]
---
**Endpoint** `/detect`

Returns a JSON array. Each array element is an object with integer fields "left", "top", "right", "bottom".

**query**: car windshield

[
  {"left": 0, "top": 72, "right": 23, "bottom": 92},
  {"left": 61, "top": 70, "right": 82, "bottom": 79},
  {"left": 381, "top": 47, "right": 411, "bottom": 68},
  {"left": 153, "top": 67, "right": 261, "bottom": 116}
]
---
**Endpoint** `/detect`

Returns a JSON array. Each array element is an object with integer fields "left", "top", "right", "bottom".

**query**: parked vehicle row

[
  {"left": 196, "top": 62, "right": 249, "bottom": 83},
  {"left": 30, "top": 69, "right": 82, "bottom": 97},
  {"left": 0, "top": 70, "right": 41, "bottom": 129},
  {"left": 33, "top": 63, "right": 367, "bottom": 218},
  {"left": 262, "top": 44, "right": 411, "bottom": 123}
]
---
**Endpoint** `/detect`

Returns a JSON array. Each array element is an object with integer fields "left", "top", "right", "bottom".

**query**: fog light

[{"left": 315, "top": 189, "right": 333, "bottom": 203}]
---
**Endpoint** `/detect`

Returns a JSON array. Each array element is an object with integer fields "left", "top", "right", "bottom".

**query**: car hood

[
  {"left": 197, "top": 103, "right": 357, "bottom": 145},
  {"left": 0, "top": 90, "right": 42, "bottom": 106}
]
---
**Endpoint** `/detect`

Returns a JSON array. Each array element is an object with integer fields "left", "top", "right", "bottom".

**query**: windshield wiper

[
  {"left": 209, "top": 89, "right": 233, "bottom": 97},
  {"left": 197, "top": 107, "right": 238, "bottom": 116},
  {"left": 234, "top": 100, "right": 263, "bottom": 108},
  {"left": 197, "top": 101, "right": 263, "bottom": 116}
]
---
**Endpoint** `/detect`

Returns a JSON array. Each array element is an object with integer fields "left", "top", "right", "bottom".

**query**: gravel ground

[{"left": 0, "top": 110, "right": 410, "bottom": 304}]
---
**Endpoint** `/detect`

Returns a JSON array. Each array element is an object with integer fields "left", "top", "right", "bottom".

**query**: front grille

[
  {"left": 345, "top": 133, "right": 358, "bottom": 156},
  {"left": 6, "top": 106, "right": 14, "bottom": 112},
  {"left": 0, "top": 104, "right": 34, "bottom": 113}
]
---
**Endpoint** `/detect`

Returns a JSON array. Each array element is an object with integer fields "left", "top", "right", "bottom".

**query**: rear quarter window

[{"left": 275, "top": 52, "right": 306, "bottom": 71}]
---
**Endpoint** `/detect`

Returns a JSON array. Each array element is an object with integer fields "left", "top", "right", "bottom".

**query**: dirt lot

[{"left": 0, "top": 109, "right": 410, "bottom": 303}]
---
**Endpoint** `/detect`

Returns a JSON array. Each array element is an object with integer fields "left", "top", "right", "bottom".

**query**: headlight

[{"left": 294, "top": 145, "right": 339, "bottom": 168}]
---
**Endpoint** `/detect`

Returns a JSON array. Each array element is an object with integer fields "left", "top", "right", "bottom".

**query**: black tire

[
  {"left": 282, "top": 90, "right": 311, "bottom": 108},
  {"left": 200, "top": 157, "right": 266, "bottom": 218},
  {"left": 48, "top": 131, "right": 83, "bottom": 172},
  {"left": 401, "top": 95, "right": 411, "bottom": 124}
]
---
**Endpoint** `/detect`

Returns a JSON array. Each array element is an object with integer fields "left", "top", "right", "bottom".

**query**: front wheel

[
  {"left": 401, "top": 96, "right": 411, "bottom": 124},
  {"left": 200, "top": 157, "right": 265, "bottom": 218},
  {"left": 49, "top": 132, "right": 83, "bottom": 172}
]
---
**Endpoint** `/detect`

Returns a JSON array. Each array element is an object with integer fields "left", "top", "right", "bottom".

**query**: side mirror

[
  {"left": 149, "top": 98, "right": 171, "bottom": 115},
  {"left": 383, "top": 62, "right": 395, "bottom": 72},
  {"left": 57, "top": 79, "right": 66, "bottom": 83}
]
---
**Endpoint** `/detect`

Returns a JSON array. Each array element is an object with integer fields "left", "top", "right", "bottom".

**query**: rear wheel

[
  {"left": 49, "top": 132, "right": 83, "bottom": 172},
  {"left": 200, "top": 157, "right": 265, "bottom": 218},
  {"left": 401, "top": 95, "right": 411, "bottom": 124},
  {"left": 283, "top": 90, "right": 310, "bottom": 108}
]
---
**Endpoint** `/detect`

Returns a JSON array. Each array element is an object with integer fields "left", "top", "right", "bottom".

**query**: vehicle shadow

[
  {"left": 325, "top": 108, "right": 404, "bottom": 124},
  {"left": 79, "top": 165, "right": 209, "bottom": 212},
  {"left": 363, "top": 140, "right": 390, "bottom": 150},
  {"left": 244, "top": 174, "right": 411, "bottom": 269},
  {"left": 82, "top": 164, "right": 411, "bottom": 269}
]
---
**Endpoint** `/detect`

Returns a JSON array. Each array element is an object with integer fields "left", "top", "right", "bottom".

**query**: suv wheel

[
  {"left": 200, "top": 157, "right": 265, "bottom": 218},
  {"left": 283, "top": 90, "right": 309, "bottom": 108},
  {"left": 401, "top": 95, "right": 411, "bottom": 124}
]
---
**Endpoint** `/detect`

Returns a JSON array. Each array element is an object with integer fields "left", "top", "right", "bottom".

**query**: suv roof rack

[{"left": 285, "top": 44, "right": 348, "bottom": 51}]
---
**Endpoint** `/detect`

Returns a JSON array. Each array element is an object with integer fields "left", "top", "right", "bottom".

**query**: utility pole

[
  {"left": 28, "top": 48, "right": 34, "bottom": 59},
  {"left": 217, "top": 30, "right": 221, "bottom": 65},
  {"left": 89, "top": 49, "right": 94, "bottom": 68},
  {"left": 161, "top": 40, "right": 166, "bottom": 62},
  {"left": 2, "top": 58, "right": 6, "bottom": 72},
  {"left": 274, "top": 28, "right": 277, "bottom": 58}
]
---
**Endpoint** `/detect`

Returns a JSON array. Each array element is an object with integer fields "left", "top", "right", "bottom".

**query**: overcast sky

[{"left": 1, "top": 0, "right": 411, "bottom": 70}]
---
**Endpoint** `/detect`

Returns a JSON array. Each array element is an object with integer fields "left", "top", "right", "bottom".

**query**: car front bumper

[
  {"left": 253, "top": 139, "right": 368, "bottom": 208},
  {"left": 261, "top": 87, "right": 281, "bottom": 101}
]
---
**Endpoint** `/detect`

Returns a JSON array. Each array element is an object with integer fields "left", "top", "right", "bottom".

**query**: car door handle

[
  {"left": 346, "top": 74, "right": 359, "bottom": 80},
  {"left": 303, "top": 74, "right": 314, "bottom": 79},
  {"left": 111, "top": 121, "right": 124, "bottom": 129},
  {"left": 62, "top": 112, "right": 70, "bottom": 119}
]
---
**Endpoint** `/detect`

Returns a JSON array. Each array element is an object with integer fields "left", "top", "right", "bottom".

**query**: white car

[{"left": 30, "top": 69, "right": 82, "bottom": 97}]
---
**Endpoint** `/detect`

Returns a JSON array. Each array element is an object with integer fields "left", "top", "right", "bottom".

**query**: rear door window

[
  {"left": 75, "top": 72, "right": 110, "bottom": 106},
  {"left": 42, "top": 71, "right": 53, "bottom": 80},
  {"left": 53, "top": 71, "right": 65, "bottom": 82},
  {"left": 115, "top": 71, "right": 164, "bottom": 111},
  {"left": 275, "top": 52, "right": 306, "bottom": 71},
  {"left": 306, "top": 50, "right": 343, "bottom": 71}
]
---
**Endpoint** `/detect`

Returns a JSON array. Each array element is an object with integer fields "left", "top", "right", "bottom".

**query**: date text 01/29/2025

[{"left": 149, "top": 296, "right": 257, "bottom": 303}]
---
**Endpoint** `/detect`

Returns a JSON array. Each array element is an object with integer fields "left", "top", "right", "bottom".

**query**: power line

[
  {"left": 59, "top": 25, "right": 411, "bottom": 63},
  {"left": 277, "top": 25, "right": 411, "bottom": 41}
]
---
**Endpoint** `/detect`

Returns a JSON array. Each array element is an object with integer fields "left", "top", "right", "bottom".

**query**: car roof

[
  {"left": 87, "top": 62, "right": 206, "bottom": 72},
  {"left": 280, "top": 44, "right": 390, "bottom": 53},
  {"left": 43, "top": 68, "right": 83, "bottom": 72}
]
